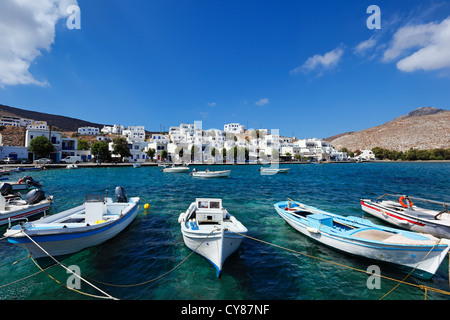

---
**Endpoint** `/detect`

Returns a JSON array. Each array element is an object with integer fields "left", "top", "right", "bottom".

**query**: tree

[
  {"left": 29, "top": 136, "right": 55, "bottom": 159},
  {"left": 77, "top": 139, "right": 90, "bottom": 150},
  {"left": 146, "top": 148, "right": 156, "bottom": 162},
  {"left": 112, "top": 137, "right": 131, "bottom": 161},
  {"left": 211, "top": 148, "right": 216, "bottom": 158},
  {"left": 90, "top": 141, "right": 111, "bottom": 162},
  {"left": 161, "top": 149, "right": 168, "bottom": 161}
]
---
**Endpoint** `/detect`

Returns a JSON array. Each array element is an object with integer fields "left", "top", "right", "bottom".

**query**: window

[
  {"left": 198, "top": 201, "right": 209, "bottom": 209},
  {"left": 210, "top": 201, "right": 220, "bottom": 209}
]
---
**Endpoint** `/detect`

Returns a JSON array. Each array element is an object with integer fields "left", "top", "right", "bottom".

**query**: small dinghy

[
  {"left": 0, "top": 185, "right": 53, "bottom": 226},
  {"left": 178, "top": 198, "right": 247, "bottom": 277},
  {"left": 259, "top": 166, "right": 290, "bottom": 174},
  {"left": 274, "top": 199, "right": 449, "bottom": 279},
  {"left": 4, "top": 186, "right": 140, "bottom": 259}
]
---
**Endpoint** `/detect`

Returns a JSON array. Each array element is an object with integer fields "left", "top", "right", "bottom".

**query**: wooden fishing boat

[
  {"left": 274, "top": 199, "right": 449, "bottom": 279},
  {"left": 361, "top": 194, "right": 450, "bottom": 239},
  {"left": 4, "top": 187, "right": 140, "bottom": 259},
  {"left": 178, "top": 198, "right": 247, "bottom": 277}
]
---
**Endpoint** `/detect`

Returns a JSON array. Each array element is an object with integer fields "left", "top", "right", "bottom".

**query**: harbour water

[{"left": 1, "top": 162, "right": 449, "bottom": 300}]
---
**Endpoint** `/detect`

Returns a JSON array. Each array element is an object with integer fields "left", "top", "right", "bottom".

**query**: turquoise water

[{"left": 1, "top": 162, "right": 449, "bottom": 300}]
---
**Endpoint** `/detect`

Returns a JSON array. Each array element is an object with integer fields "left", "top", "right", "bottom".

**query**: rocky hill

[
  {"left": 326, "top": 107, "right": 450, "bottom": 152},
  {"left": 0, "top": 104, "right": 105, "bottom": 131}
]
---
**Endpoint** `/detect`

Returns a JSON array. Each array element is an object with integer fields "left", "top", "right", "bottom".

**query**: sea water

[{"left": 0, "top": 162, "right": 449, "bottom": 300}]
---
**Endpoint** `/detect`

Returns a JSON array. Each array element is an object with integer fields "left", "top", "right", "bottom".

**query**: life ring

[
  {"left": 18, "top": 179, "right": 24, "bottom": 184},
  {"left": 399, "top": 196, "right": 414, "bottom": 208}
]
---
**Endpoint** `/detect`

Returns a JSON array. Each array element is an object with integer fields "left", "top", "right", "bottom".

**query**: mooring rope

[
  {"left": 21, "top": 231, "right": 118, "bottom": 300},
  {"left": 228, "top": 230, "right": 450, "bottom": 299}
]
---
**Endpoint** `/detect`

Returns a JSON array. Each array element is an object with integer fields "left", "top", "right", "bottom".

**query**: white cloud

[
  {"left": 0, "top": 0, "right": 77, "bottom": 87},
  {"left": 207, "top": 102, "right": 216, "bottom": 107},
  {"left": 353, "top": 37, "right": 377, "bottom": 56},
  {"left": 383, "top": 16, "right": 450, "bottom": 72},
  {"left": 290, "top": 46, "right": 344, "bottom": 75},
  {"left": 255, "top": 98, "right": 269, "bottom": 106}
]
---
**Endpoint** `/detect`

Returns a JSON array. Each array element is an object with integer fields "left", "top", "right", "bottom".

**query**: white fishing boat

[
  {"left": 274, "top": 199, "right": 449, "bottom": 279},
  {"left": 162, "top": 165, "right": 190, "bottom": 173},
  {"left": 4, "top": 186, "right": 140, "bottom": 259},
  {"left": 191, "top": 169, "right": 231, "bottom": 178},
  {"left": 0, "top": 189, "right": 53, "bottom": 226},
  {"left": 133, "top": 163, "right": 141, "bottom": 168},
  {"left": 178, "top": 198, "right": 248, "bottom": 277},
  {"left": 361, "top": 194, "right": 450, "bottom": 239},
  {"left": 259, "top": 166, "right": 290, "bottom": 174},
  {"left": 66, "top": 164, "right": 78, "bottom": 169}
]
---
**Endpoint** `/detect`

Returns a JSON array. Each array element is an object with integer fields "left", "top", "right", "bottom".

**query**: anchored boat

[
  {"left": 361, "top": 194, "right": 450, "bottom": 239},
  {"left": 259, "top": 166, "right": 290, "bottom": 174},
  {"left": 4, "top": 186, "right": 140, "bottom": 259},
  {"left": 274, "top": 199, "right": 449, "bottom": 279},
  {"left": 191, "top": 169, "right": 231, "bottom": 178},
  {"left": 178, "top": 198, "right": 247, "bottom": 277},
  {"left": 0, "top": 187, "right": 53, "bottom": 226},
  {"left": 162, "top": 165, "right": 190, "bottom": 173}
]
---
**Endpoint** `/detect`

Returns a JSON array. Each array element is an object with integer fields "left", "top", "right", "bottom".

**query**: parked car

[
  {"left": 34, "top": 158, "right": 53, "bottom": 164},
  {"left": 1, "top": 157, "right": 17, "bottom": 164},
  {"left": 17, "top": 158, "right": 32, "bottom": 164},
  {"left": 60, "top": 156, "right": 81, "bottom": 164}
]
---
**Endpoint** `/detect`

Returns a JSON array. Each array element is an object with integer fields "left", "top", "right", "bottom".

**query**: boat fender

[{"left": 399, "top": 196, "right": 413, "bottom": 209}]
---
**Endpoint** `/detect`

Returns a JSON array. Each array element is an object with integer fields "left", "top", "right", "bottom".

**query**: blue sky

[{"left": 0, "top": 0, "right": 449, "bottom": 138}]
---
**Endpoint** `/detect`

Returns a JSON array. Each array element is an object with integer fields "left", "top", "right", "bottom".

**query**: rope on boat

[
  {"left": 20, "top": 231, "right": 118, "bottom": 300},
  {"left": 227, "top": 230, "right": 450, "bottom": 300}
]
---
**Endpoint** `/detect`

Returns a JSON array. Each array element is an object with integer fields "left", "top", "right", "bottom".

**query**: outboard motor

[
  {"left": 25, "top": 189, "right": 46, "bottom": 205},
  {"left": 22, "top": 176, "right": 42, "bottom": 188},
  {"left": 115, "top": 186, "right": 127, "bottom": 203},
  {"left": 0, "top": 183, "right": 13, "bottom": 196}
]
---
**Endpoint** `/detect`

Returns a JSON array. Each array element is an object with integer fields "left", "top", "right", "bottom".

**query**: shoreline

[{"left": 1, "top": 159, "right": 449, "bottom": 170}]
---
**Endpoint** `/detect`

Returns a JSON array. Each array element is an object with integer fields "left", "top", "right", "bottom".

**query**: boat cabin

[{"left": 194, "top": 198, "right": 226, "bottom": 224}]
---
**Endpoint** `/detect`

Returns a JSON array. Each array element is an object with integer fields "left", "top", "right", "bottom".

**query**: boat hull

[
  {"left": 274, "top": 201, "right": 449, "bottom": 279},
  {"left": 163, "top": 167, "right": 189, "bottom": 173},
  {"left": 182, "top": 227, "right": 246, "bottom": 276},
  {"left": 191, "top": 170, "right": 231, "bottom": 178},
  {"left": 0, "top": 202, "right": 51, "bottom": 226},
  {"left": 6, "top": 200, "right": 140, "bottom": 259},
  {"left": 361, "top": 199, "right": 450, "bottom": 239}
]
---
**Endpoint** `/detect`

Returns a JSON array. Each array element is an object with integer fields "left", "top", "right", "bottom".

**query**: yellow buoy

[{"left": 144, "top": 203, "right": 150, "bottom": 210}]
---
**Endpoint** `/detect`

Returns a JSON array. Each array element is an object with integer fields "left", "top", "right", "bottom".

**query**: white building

[
  {"left": 27, "top": 121, "right": 48, "bottom": 130},
  {"left": 101, "top": 124, "right": 125, "bottom": 135},
  {"left": 78, "top": 126, "right": 100, "bottom": 135},
  {"left": 354, "top": 149, "right": 375, "bottom": 161},
  {"left": 25, "top": 129, "right": 62, "bottom": 162},
  {"left": 123, "top": 126, "right": 145, "bottom": 142},
  {"left": 0, "top": 116, "right": 33, "bottom": 127},
  {"left": 224, "top": 123, "right": 244, "bottom": 134}
]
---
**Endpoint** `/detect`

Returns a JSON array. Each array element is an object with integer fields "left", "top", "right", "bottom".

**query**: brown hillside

[{"left": 326, "top": 108, "right": 450, "bottom": 152}]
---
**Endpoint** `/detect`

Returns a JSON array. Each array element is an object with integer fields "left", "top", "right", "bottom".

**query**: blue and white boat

[
  {"left": 178, "top": 198, "right": 248, "bottom": 277},
  {"left": 274, "top": 199, "right": 449, "bottom": 279},
  {"left": 4, "top": 186, "right": 140, "bottom": 259},
  {"left": 259, "top": 166, "right": 290, "bottom": 174}
]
